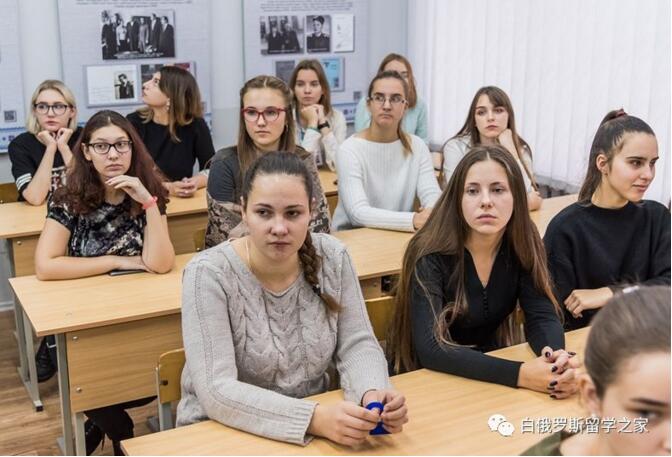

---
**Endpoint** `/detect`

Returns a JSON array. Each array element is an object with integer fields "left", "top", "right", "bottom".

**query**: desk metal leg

[
  {"left": 56, "top": 334, "right": 74, "bottom": 455},
  {"left": 75, "top": 412, "right": 86, "bottom": 456},
  {"left": 17, "top": 301, "right": 44, "bottom": 411},
  {"left": 8, "top": 241, "right": 42, "bottom": 410}
]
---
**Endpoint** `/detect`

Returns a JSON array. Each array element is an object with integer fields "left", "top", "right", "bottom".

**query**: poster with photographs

[
  {"left": 320, "top": 58, "right": 344, "bottom": 92},
  {"left": 86, "top": 64, "right": 139, "bottom": 106},
  {"left": 0, "top": 0, "right": 26, "bottom": 151},
  {"left": 332, "top": 14, "right": 354, "bottom": 53},
  {"left": 57, "top": 0, "right": 211, "bottom": 122},
  {"left": 260, "top": 15, "right": 304, "bottom": 55},
  {"left": 306, "top": 15, "right": 330, "bottom": 53},
  {"left": 244, "top": 0, "right": 367, "bottom": 112},
  {"left": 140, "top": 62, "right": 195, "bottom": 84},
  {"left": 100, "top": 10, "right": 175, "bottom": 60}
]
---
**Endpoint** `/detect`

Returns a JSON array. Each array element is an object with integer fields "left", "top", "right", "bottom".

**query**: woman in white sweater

[
  {"left": 332, "top": 70, "right": 441, "bottom": 232},
  {"left": 442, "top": 86, "right": 543, "bottom": 210},
  {"left": 290, "top": 59, "right": 347, "bottom": 171}
]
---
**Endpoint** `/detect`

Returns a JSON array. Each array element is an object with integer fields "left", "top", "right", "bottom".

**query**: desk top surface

[
  {"left": 122, "top": 328, "right": 589, "bottom": 456},
  {"left": 11, "top": 228, "right": 409, "bottom": 336},
  {"left": 319, "top": 169, "right": 338, "bottom": 196},
  {"left": 0, "top": 188, "right": 208, "bottom": 239}
]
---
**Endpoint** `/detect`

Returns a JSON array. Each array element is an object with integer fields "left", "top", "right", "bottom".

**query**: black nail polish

[
  {"left": 544, "top": 351, "right": 551, "bottom": 358},
  {"left": 568, "top": 351, "right": 576, "bottom": 356},
  {"left": 547, "top": 386, "right": 555, "bottom": 390},
  {"left": 550, "top": 394, "right": 556, "bottom": 399},
  {"left": 551, "top": 365, "right": 558, "bottom": 373},
  {"left": 550, "top": 380, "right": 557, "bottom": 387}
]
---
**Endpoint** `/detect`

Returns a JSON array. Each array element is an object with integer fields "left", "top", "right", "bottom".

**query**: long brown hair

[
  {"left": 237, "top": 75, "right": 298, "bottom": 176},
  {"left": 240, "top": 151, "right": 339, "bottom": 312},
  {"left": 386, "top": 145, "right": 560, "bottom": 373},
  {"left": 53, "top": 110, "right": 168, "bottom": 216},
  {"left": 448, "top": 86, "right": 537, "bottom": 189},
  {"left": 366, "top": 70, "right": 412, "bottom": 154},
  {"left": 578, "top": 109, "right": 655, "bottom": 203},
  {"left": 377, "top": 53, "right": 418, "bottom": 108},
  {"left": 585, "top": 285, "right": 670, "bottom": 398},
  {"left": 289, "top": 59, "right": 333, "bottom": 115},
  {"left": 137, "top": 66, "right": 204, "bottom": 142}
]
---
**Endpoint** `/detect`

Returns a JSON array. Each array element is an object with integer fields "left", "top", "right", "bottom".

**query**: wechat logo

[{"left": 488, "top": 414, "right": 515, "bottom": 437}]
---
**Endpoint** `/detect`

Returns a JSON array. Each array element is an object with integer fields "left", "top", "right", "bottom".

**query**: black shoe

[
  {"left": 35, "top": 338, "right": 57, "bottom": 383},
  {"left": 85, "top": 419, "right": 103, "bottom": 455}
]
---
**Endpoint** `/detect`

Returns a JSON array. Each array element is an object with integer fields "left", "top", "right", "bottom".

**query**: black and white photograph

[
  {"left": 274, "top": 60, "right": 295, "bottom": 84},
  {"left": 100, "top": 9, "right": 175, "bottom": 60},
  {"left": 259, "top": 15, "right": 304, "bottom": 55},
  {"left": 140, "top": 62, "right": 195, "bottom": 85},
  {"left": 86, "top": 64, "right": 138, "bottom": 106},
  {"left": 306, "top": 15, "right": 331, "bottom": 53},
  {"left": 114, "top": 71, "right": 135, "bottom": 100}
]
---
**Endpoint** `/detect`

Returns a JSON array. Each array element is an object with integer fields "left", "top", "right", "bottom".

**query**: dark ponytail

[
  {"left": 578, "top": 109, "right": 655, "bottom": 203},
  {"left": 241, "top": 151, "right": 340, "bottom": 313}
]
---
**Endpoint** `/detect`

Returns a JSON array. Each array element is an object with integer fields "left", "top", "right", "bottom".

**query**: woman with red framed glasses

[{"left": 205, "top": 75, "right": 330, "bottom": 247}]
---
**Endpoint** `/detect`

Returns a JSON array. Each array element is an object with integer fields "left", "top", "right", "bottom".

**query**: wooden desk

[
  {"left": 0, "top": 189, "right": 207, "bottom": 412},
  {"left": 10, "top": 228, "right": 411, "bottom": 455},
  {"left": 122, "top": 328, "right": 589, "bottom": 456},
  {"left": 531, "top": 194, "right": 577, "bottom": 237},
  {"left": 319, "top": 169, "right": 338, "bottom": 217},
  {"left": 0, "top": 187, "right": 208, "bottom": 276}
]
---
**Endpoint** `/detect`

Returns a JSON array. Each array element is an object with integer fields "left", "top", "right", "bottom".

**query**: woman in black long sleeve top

[
  {"left": 544, "top": 110, "right": 670, "bottom": 330},
  {"left": 388, "top": 145, "right": 579, "bottom": 398},
  {"left": 128, "top": 65, "right": 214, "bottom": 198}
]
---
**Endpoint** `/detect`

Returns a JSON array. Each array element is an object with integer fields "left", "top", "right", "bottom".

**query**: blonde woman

[{"left": 9, "top": 80, "right": 80, "bottom": 205}]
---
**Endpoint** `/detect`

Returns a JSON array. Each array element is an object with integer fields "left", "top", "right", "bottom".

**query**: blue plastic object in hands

[{"left": 365, "top": 401, "right": 389, "bottom": 435}]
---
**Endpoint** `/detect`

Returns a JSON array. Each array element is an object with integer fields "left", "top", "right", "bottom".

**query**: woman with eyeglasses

[
  {"left": 332, "top": 71, "right": 441, "bottom": 232},
  {"left": 205, "top": 75, "right": 330, "bottom": 248},
  {"left": 289, "top": 59, "right": 347, "bottom": 171},
  {"left": 128, "top": 65, "right": 215, "bottom": 198},
  {"left": 9, "top": 80, "right": 81, "bottom": 205},
  {"left": 354, "top": 53, "right": 429, "bottom": 144},
  {"left": 34, "top": 110, "right": 174, "bottom": 455}
]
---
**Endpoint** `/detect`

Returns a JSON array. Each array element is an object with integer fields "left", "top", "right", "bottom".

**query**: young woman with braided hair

[{"left": 178, "top": 151, "right": 408, "bottom": 446}]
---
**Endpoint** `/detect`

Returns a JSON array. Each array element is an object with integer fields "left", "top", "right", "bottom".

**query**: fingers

[
  {"left": 381, "top": 391, "right": 405, "bottom": 412},
  {"left": 551, "top": 353, "right": 570, "bottom": 374},
  {"left": 382, "top": 404, "right": 408, "bottom": 425}
]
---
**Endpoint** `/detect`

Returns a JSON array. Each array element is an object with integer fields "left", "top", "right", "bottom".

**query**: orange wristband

[{"left": 142, "top": 195, "right": 158, "bottom": 210}]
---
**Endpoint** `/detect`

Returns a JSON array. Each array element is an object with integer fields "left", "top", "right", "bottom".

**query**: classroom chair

[
  {"left": 365, "top": 296, "right": 395, "bottom": 343},
  {"left": 0, "top": 182, "right": 19, "bottom": 204},
  {"left": 155, "top": 348, "right": 186, "bottom": 431},
  {"left": 193, "top": 228, "right": 206, "bottom": 252}
]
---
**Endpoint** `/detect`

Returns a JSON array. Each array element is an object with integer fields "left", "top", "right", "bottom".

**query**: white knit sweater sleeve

[
  {"left": 335, "top": 139, "right": 416, "bottom": 232},
  {"left": 413, "top": 137, "right": 442, "bottom": 208}
]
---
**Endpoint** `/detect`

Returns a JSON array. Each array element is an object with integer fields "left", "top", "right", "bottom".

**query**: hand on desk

[
  {"left": 564, "top": 287, "right": 613, "bottom": 318},
  {"left": 308, "top": 401, "right": 380, "bottom": 446},
  {"left": 518, "top": 346, "right": 581, "bottom": 399},
  {"left": 166, "top": 178, "right": 198, "bottom": 198},
  {"left": 362, "top": 389, "right": 409, "bottom": 433},
  {"left": 113, "top": 255, "right": 149, "bottom": 272}
]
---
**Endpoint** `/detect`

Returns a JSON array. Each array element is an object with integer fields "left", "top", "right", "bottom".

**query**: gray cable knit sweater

[{"left": 176, "top": 233, "right": 391, "bottom": 445}]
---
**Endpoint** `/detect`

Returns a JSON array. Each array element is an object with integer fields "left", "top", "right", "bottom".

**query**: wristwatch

[{"left": 317, "top": 121, "right": 331, "bottom": 130}]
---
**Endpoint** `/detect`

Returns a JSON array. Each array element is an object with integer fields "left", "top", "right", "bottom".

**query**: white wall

[{"left": 0, "top": 0, "right": 409, "bottom": 310}]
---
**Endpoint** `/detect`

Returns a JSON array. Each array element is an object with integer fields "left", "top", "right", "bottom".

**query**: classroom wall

[{"left": 0, "top": 0, "right": 409, "bottom": 310}]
